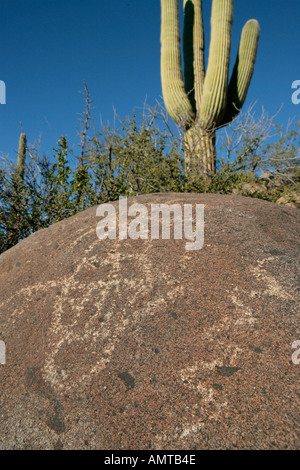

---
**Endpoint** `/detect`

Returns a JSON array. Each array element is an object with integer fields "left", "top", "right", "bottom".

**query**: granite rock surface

[{"left": 0, "top": 193, "right": 299, "bottom": 450}]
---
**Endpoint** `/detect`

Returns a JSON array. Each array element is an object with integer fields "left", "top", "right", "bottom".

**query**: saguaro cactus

[
  {"left": 16, "top": 132, "right": 27, "bottom": 181},
  {"left": 16, "top": 132, "right": 27, "bottom": 180},
  {"left": 160, "top": 0, "right": 260, "bottom": 178}
]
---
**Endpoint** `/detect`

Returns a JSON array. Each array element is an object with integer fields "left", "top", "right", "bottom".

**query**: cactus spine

[
  {"left": 16, "top": 133, "right": 27, "bottom": 181},
  {"left": 160, "top": 0, "right": 260, "bottom": 178}
]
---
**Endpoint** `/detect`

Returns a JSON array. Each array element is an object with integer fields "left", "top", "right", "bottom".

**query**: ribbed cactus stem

[
  {"left": 184, "top": 127, "right": 216, "bottom": 177},
  {"left": 160, "top": 0, "right": 260, "bottom": 177},
  {"left": 199, "top": 0, "right": 233, "bottom": 129},
  {"left": 160, "top": 0, "right": 195, "bottom": 125},
  {"left": 220, "top": 19, "right": 260, "bottom": 126},
  {"left": 16, "top": 133, "right": 27, "bottom": 181},
  {"left": 183, "top": 0, "right": 205, "bottom": 112}
]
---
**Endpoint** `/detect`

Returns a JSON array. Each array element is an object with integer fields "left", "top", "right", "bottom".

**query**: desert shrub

[{"left": 0, "top": 99, "right": 299, "bottom": 254}]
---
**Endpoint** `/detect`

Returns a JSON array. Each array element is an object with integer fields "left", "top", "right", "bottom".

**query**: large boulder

[{"left": 0, "top": 193, "right": 299, "bottom": 450}]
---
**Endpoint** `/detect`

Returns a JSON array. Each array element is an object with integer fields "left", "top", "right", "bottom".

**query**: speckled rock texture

[{"left": 0, "top": 193, "right": 299, "bottom": 450}]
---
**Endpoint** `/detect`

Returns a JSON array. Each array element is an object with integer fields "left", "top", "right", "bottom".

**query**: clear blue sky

[{"left": 1, "top": 0, "right": 299, "bottom": 162}]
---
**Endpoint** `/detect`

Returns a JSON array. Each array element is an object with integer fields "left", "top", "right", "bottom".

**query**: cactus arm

[
  {"left": 160, "top": 0, "right": 260, "bottom": 177},
  {"left": 199, "top": 0, "right": 233, "bottom": 129},
  {"left": 219, "top": 19, "right": 260, "bottom": 127},
  {"left": 183, "top": 0, "right": 205, "bottom": 113},
  {"left": 160, "top": 0, "right": 195, "bottom": 125},
  {"left": 16, "top": 133, "right": 27, "bottom": 181}
]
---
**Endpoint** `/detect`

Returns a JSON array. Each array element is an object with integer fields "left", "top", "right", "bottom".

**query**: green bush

[{"left": 0, "top": 104, "right": 299, "bottom": 254}]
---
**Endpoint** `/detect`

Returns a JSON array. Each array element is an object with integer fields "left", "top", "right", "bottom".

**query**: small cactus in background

[
  {"left": 16, "top": 132, "right": 27, "bottom": 181},
  {"left": 160, "top": 0, "right": 260, "bottom": 178}
]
